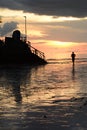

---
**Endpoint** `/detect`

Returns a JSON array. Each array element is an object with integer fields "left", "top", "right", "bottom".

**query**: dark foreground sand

[{"left": 1, "top": 96, "right": 87, "bottom": 130}]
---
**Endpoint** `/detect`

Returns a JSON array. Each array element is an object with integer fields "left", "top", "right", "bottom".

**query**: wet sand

[{"left": 0, "top": 59, "right": 87, "bottom": 130}]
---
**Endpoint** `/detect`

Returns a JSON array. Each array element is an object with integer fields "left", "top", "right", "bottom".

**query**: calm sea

[{"left": 0, "top": 58, "right": 87, "bottom": 130}]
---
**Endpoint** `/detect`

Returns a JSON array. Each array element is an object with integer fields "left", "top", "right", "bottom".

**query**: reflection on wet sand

[
  {"left": 0, "top": 65, "right": 44, "bottom": 104},
  {"left": 72, "top": 64, "right": 75, "bottom": 80},
  {"left": 12, "top": 83, "right": 22, "bottom": 103},
  {"left": 0, "top": 60, "right": 87, "bottom": 130}
]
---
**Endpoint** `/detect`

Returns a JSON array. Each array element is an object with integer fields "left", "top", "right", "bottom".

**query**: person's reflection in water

[{"left": 72, "top": 64, "right": 75, "bottom": 80}]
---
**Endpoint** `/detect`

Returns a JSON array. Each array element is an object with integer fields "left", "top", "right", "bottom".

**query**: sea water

[{"left": 0, "top": 58, "right": 87, "bottom": 130}]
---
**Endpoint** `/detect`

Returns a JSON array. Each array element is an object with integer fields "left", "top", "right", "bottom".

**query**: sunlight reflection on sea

[{"left": 0, "top": 58, "right": 87, "bottom": 130}]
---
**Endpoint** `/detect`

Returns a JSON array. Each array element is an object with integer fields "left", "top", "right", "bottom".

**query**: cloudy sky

[{"left": 0, "top": 0, "right": 87, "bottom": 59}]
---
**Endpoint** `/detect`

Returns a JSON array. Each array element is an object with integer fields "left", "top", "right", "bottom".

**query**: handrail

[{"left": 27, "top": 41, "right": 45, "bottom": 60}]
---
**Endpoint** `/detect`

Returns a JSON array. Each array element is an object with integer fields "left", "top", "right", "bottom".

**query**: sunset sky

[{"left": 0, "top": 0, "right": 87, "bottom": 59}]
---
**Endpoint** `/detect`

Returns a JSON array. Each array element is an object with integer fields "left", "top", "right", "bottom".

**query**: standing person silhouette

[{"left": 71, "top": 52, "right": 76, "bottom": 64}]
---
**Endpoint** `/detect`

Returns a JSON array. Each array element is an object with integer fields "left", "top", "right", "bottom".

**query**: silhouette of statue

[{"left": 71, "top": 52, "right": 76, "bottom": 64}]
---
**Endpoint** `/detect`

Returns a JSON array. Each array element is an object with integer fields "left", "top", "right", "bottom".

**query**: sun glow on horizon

[{"left": 46, "top": 41, "right": 74, "bottom": 47}]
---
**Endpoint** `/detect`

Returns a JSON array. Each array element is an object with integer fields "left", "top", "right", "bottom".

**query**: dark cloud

[
  {"left": 0, "top": 22, "right": 18, "bottom": 36},
  {"left": 0, "top": 0, "right": 87, "bottom": 17}
]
